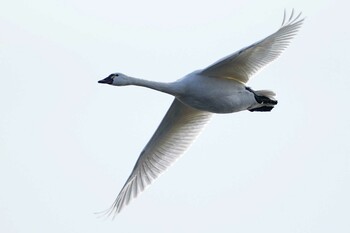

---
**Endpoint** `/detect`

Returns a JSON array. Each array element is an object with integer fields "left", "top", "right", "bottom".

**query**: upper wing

[
  {"left": 200, "top": 10, "right": 304, "bottom": 84},
  {"left": 104, "top": 99, "right": 212, "bottom": 217}
]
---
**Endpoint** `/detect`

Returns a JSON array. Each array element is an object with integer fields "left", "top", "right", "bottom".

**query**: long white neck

[{"left": 126, "top": 76, "right": 183, "bottom": 97}]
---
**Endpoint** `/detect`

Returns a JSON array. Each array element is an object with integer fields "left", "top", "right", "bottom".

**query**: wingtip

[
  {"left": 281, "top": 9, "right": 305, "bottom": 27},
  {"left": 94, "top": 207, "right": 116, "bottom": 221},
  {"left": 94, "top": 194, "right": 126, "bottom": 220}
]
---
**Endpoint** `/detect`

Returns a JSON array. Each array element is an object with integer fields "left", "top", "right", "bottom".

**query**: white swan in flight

[{"left": 98, "top": 10, "right": 304, "bottom": 216}]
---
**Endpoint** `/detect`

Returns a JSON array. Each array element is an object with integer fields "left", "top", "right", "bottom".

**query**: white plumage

[{"left": 98, "top": 10, "right": 304, "bottom": 217}]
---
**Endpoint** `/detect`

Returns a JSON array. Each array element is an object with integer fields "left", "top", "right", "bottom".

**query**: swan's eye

[{"left": 115, "top": 74, "right": 119, "bottom": 77}]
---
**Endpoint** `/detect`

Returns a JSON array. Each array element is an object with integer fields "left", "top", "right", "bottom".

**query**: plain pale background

[{"left": 1, "top": 0, "right": 349, "bottom": 232}]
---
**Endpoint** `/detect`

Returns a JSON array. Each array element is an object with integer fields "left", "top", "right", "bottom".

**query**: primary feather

[
  {"left": 103, "top": 99, "right": 212, "bottom": 217},
  {"left": 201, "top": 9, "right": 304, "bottom": 83}
]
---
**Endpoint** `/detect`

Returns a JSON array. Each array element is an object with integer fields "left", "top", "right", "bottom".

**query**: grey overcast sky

[{"left": 1, "top": 0, "right": 349, "bottom": 232}]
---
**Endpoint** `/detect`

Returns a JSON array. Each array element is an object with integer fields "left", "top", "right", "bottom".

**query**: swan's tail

[{"left": 248, "top": 89, "right": 278, "bottom": 112}]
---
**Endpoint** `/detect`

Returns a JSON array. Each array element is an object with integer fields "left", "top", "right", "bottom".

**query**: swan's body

[
  {"left": 176, "top": 72, "right": 266, "bottom": 113},
  {"left": 98, "top": 10, "right": 304, "bottom": 216}
]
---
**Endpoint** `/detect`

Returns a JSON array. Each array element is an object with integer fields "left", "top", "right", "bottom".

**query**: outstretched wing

[
  {"left": 200, "top": 10, "right": 304, "bottom": 84},
  {"left": 104, "top": 99, "right": 212, "bottom": 217}
]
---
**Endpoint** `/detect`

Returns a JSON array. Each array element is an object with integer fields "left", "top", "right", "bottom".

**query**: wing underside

[
  {"left": 104, "top": 99, "right": 212, "bottom": 217},
  {"left": 201, "top": 10, "right": 304, "bottom": 83}
]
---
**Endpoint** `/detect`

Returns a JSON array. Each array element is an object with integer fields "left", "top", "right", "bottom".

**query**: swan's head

[{"left": 98, "top": 73, "right": 130, "bottom": 86}]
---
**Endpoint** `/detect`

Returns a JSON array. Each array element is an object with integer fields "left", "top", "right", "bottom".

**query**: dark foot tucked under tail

[
  {"left": 254, "top": 94, "right": 278, "bottom": 105},
  {"left": 249, "top": 106, "right": 275, "bottom": 112},
  {"left": 246, "top": 87, "right": 278, "bottom": 112}
]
